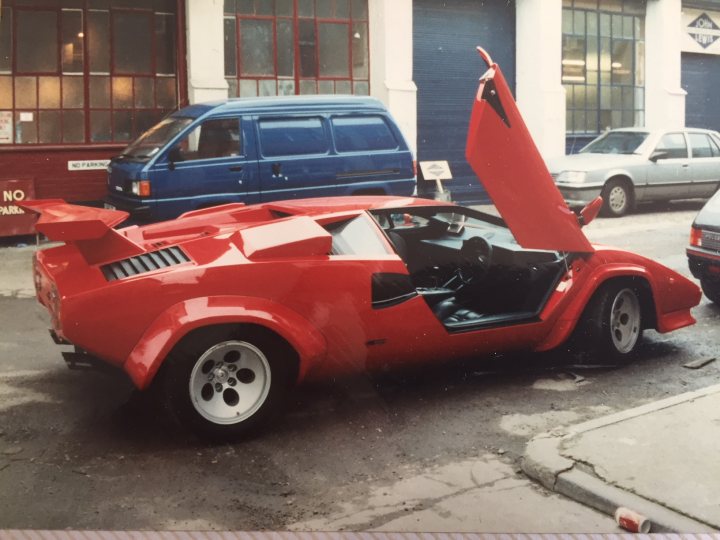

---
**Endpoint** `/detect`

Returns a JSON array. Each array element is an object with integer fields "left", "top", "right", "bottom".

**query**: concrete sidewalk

[{"left": 522, "top": 383, "right": 720, "bottom": 532}]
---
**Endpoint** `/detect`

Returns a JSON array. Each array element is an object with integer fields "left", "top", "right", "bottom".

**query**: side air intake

[{"left": 101, "top": 246, "right": 190, "bottom": 281}]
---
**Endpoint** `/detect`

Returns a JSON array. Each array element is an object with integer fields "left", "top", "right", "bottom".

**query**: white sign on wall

[
  {"left": 682, "top": 9, "right": 720, "bottom": 54},
  {"left": 0, "top": 112, "right": 12, "bottom": 144},
  {"left": 67, "top": 160, "right": 111, "bottom": 171}
]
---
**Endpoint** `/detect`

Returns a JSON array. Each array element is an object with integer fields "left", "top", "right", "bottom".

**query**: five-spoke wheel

[{"left": 157, "top": 326, "right": 296, "bottom": 440}]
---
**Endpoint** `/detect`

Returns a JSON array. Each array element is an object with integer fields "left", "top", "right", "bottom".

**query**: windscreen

[
  {"left": 121, "top": 117, "right": 193, "bottom": 160},
  {"left": 581, "top": 131, "right": 648, "bottom": 154}
]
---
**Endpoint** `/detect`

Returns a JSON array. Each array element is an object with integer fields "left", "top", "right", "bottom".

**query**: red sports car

[{"left": 23, "top": 49, "right": 700, "bottom": 439}]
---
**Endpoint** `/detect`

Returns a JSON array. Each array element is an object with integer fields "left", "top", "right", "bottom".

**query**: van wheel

[
  {"left": 157, "top": 326, "right": 296, "bottom": 440},
  {"left": 572, "top": 281, "right": 643, "bottom": 365},
  {"left": 601, "top": 178, "right": 633, "bottom": 217}
]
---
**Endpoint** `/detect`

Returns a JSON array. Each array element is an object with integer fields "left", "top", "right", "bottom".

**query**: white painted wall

[
  {"left": 369, "top": 0, "right": 418, "bottom": 153},
  {"left": 186, "top": 0, "right": 228, "bottom": 104},
  {"left": 645, "top": 0, "right": 686, "bottom": 129},
  {"left": 515, "top": 0, "right": 566, "bottom": 159}
]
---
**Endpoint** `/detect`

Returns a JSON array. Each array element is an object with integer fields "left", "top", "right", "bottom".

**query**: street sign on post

[{"left": 419, "top": 160, "right": 453, "bottom": 201}]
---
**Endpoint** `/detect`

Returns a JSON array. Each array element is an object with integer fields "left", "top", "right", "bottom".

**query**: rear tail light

[
  {"left": 690, "top": 226, "right": 702, "bottom": 247},
  {"left": 412, "top": 160, "right": 417, "bottom": 177},
  {"left": 131, "top": 180, "right": 151, "bottom": 197}
]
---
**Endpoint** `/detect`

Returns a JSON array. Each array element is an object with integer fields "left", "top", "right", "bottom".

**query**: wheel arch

[
  {"left": 537, "top": 268, "right": 658, "bottom": 352},
  {"left": 123, "top": 296, "right": 327, "bottom": 390}
]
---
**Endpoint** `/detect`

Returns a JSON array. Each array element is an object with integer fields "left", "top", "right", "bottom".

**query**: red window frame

[
  {"left": 0, "top": 0, "right": 188, "bottom": 149},
  {"left": 224, "top": 0, "right": 369, "bottom": 97}
]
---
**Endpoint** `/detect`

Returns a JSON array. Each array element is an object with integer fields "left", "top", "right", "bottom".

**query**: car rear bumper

[
  {"left": 687, "top": 247, "right": 720, "bottom": 281},
  {"left": 555, "top": 184, "right": 603, "bottom": 207}
]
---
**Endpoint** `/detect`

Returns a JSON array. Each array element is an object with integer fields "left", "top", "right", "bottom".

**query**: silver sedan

[{"left": 547, "top": 128, "right": 720, "bottom": 217}]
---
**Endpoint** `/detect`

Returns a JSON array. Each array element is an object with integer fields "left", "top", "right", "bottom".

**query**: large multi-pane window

[
  {"left": 0, "top": 0, "right": 179, "bottom": 146},
  {"left": 562, "top": 0, "right": 645, "bottom": 136},
  {"left": 224, "top": 0, "right": 369, "bottom": 97}
]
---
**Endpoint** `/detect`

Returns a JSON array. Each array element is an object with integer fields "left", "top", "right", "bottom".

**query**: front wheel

[
  {"left": 572, "top": 282, "right": 644, "bottom": 364},
  {"left": 701, "top": 277, "right": 720, "bottom": 305},
  {"left": 157, "top": 326, "right": 296, "bottom": 440},
  {"left": 601, "top": 179, "right": 633, "bottom": 217}
]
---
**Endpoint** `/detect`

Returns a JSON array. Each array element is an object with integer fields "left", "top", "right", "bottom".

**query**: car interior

[{"left": 370, "top": 207, "right": 570, "bottom": 330}]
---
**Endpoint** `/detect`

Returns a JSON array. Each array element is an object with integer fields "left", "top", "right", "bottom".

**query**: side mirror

[
  {"left": 167, "top": 146, "right": 184, "bottom": 170},
  {"left": 649, "top": 150, "right": 668, "bottom": 163},
  {"left": 577, "top": 196, "right": 603, "bottom": 227}
]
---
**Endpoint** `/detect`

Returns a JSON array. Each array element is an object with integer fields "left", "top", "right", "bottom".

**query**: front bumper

[
  {"left": 104, "top": 194, "right": 152, "bottom": 221},
  {"left": 555, "top": 184, "right": 603, "bottom": 207}
]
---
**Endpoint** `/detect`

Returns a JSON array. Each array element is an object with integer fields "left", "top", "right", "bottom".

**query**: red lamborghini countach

[{"left": 23, "top": 49, "right": 700, "bottom": 439}]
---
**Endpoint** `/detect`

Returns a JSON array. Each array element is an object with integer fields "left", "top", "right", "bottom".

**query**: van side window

[
  {"left": 258, "top": 117, "right": 328, "bottom": 157},
  {"left": 332, "top": 116, "right": 398, "bottom": 152},
  {"left": 175, "top": 118, "right": 242, "bottom": 161}
]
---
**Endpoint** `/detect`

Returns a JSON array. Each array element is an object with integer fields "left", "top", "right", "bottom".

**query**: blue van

[{"left": 105, "top": 96, "right": 416, "bottom": 221}]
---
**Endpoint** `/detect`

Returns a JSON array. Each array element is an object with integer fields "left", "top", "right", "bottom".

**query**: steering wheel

[{"left": 456, "top": 236, "right": 493, "bottom": 284}]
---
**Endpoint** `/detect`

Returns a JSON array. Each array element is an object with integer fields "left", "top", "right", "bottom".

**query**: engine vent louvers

[{"left": 101, "top": 246, "right": 190, "bottom": 281}]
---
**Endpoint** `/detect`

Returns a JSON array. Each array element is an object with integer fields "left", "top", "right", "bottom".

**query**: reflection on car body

[
  {"left": 547, "top": 127, "right": 720, "bottom": 217},
  {"left": 21, "top": 48, "right": 701, "bottom": 440}
]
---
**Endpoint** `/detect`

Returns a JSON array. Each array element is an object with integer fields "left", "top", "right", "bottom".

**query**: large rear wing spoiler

[{"left": 20, "top": 200, "right": 144, "bottom": 265}]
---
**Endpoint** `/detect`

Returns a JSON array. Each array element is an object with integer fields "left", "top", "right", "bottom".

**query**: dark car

[{"left": 688, "top": 190, "right": 720, "bottom": 303}]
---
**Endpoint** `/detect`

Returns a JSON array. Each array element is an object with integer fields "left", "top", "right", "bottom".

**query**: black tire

[
  {"left": 156, "top": 325, "right": 296, "bottom": 441},
  {"left": 701, "top": 277, "right": 720, "bottom": 305},
  {"left": 571, "top": 281, "right": 644, "bottom": 364},
  {"left": 601, "top": 178, "right": 633, "bottom": 217}
]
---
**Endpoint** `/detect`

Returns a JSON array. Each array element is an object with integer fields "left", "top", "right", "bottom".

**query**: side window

[
  {"left": 258, "top": 117, "right": 328, "bottom": 157},
  {"left": 175, "top": 118, "right": 242, "bottom": 161},
  {"left": 689, "top": 133, "right": 713, "bottom": 158},
  {"left": 654, "top": 133, "right": 688, "bottom": 159},
  {"left": 710, "top": 135, "right": 720, "bottom": 157},
  {"left": 332, "top": 115, "right": 398, "bottom": 152}
]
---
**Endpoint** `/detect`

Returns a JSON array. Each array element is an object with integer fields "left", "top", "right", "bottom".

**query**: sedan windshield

[
  {"left": 581, "top": 131, "right": 649, "bottom": 155},
  {"left": 121, "top": 117, "right": 194, "bottom": 160}
]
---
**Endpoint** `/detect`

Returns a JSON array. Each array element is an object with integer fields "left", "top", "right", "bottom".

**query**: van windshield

[{"left": 121, "top": 117, "right": 194, "bottom": 160}]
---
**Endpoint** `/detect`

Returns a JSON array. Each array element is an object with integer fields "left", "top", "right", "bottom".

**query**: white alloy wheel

[
  {"left": 609, "top": 288, "right": 641, "bottom": 354},
  {"left": 188, "top": 340, "right": 271, "bottom": 425}
]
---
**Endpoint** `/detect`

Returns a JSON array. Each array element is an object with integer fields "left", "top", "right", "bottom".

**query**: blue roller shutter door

[
  {"left": 683, "top": 52, "right": 720, "bottom": 131},
  {"left": 413, "top": 0, "right": 516, "bottom": 204}
]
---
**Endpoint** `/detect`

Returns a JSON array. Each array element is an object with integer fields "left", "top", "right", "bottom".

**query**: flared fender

[
  {"left": 535, "top": 263, "right": 697, "bottom": 352},
  {"left": 123, "top": 296, "right": 327, "bottom": 390}
]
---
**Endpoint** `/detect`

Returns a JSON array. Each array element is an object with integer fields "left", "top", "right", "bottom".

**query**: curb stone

[{"left": 521, "top": 385, "right": 720, "bottom": 533}]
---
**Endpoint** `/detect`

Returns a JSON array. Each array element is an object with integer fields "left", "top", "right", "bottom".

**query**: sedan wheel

[
  {"left": 601, "top": 180, "right": 632, "bottom": 217},
  {"left": 701, "top": 277, "right": 720, "bottom": 305}
]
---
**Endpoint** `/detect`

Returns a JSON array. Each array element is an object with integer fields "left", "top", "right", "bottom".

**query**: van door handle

[
  {"left": 271, "top": 163, "right": 282, "bottom": 176},
  {"left": 229, "top": 165, "right": 243, "bottom": 172}
]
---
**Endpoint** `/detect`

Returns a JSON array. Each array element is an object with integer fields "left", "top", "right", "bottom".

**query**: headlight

[{"left": 557, "top": 171, "right": 587, "bottom": 184}]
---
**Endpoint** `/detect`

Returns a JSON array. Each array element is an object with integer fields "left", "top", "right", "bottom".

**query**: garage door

[
  {"left": 413, "top": 0, "right": 515, "bottom": 203},
  {"left": 683, "top": 53, "right": 720, "bottom": 131}
]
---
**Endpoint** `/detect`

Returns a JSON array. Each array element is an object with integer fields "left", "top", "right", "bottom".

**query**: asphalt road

[{"left": 1, "top": 200, "right": 718, "bottom": 532}]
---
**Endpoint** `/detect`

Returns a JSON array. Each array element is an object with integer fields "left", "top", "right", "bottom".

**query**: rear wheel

[
  {"left": 572, "top": 281, "right": 644, "bottom": 364},
  {"left": 701, "top": 277, "right": 720, "bottom": 305},
  {"left": 601, "top": 178, "right": 633, "bottom": 217},
  {"left": 157, "top": 326, "right": 296, "bottom": 440}
]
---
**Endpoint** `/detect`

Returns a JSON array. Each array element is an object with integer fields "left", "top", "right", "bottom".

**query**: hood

[
  {"left": 546, "top": 152, "right": 645, "bottom": 173},
  {"left": 465, "top": 47, "right": 593, "bottom": 253}
]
